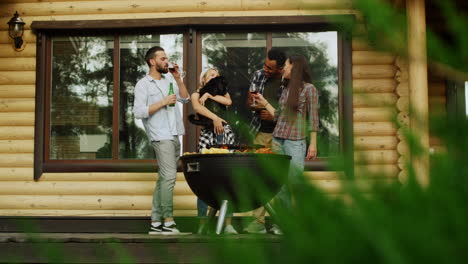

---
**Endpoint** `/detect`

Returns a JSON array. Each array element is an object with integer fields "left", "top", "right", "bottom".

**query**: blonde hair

[{"left": 198, "top": 67, "right": 219, "bottom": 90}]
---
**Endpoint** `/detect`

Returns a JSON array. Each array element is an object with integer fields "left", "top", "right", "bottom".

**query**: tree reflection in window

[{"left": 50, "top": 36, "right": 114, "bottom": 160}]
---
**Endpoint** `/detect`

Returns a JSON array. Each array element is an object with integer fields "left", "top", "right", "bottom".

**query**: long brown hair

[{"left": 285, "top": 55, "right": 312, "bottom": 115}]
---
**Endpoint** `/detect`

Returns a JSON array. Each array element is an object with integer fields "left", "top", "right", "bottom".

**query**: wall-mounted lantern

[{"left": 7, "top": 11, "right": 26, "bottom": 51}]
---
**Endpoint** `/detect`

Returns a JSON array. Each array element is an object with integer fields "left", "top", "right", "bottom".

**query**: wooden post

[{"left": 406, "top": 0, "right": 429, "bottom": 186}]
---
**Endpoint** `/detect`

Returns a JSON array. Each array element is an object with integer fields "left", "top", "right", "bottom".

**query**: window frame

[{"left": 32, "top": 16, "right": 354, "bottom": 180}]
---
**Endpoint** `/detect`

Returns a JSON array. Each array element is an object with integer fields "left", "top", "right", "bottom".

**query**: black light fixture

[{"left": 7, "top": 11, "right": 26, "bottom": 51}]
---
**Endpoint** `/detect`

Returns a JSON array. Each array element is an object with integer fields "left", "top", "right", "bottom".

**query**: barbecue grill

[{"left": 180, "top": 152, "right": 291, "bottom": 234}]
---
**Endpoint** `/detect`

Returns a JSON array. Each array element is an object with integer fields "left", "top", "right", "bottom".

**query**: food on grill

[
  {"left": 183, "top": 146, "right": 275, "bottom": 155},
  {"left": 200, "top": 147, "right": 231, "bottom": 154}
]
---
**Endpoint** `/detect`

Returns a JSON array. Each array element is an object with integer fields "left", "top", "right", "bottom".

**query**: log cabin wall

[{"left": 0, "top": 0, "right": 441, "bottom": 216}]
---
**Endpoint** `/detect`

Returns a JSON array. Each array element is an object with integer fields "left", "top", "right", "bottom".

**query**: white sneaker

[
  {"left": 223, "top": 225, "right": 238, "bottom": 235},
  {"left": 269, "top": 224, "right": 283, "bottom": 235},
  {"left": 244, "top": 221, "right": 267, "bottom": 234},
  {"left": 161, "top": 224, "right": 181, "bottom": 235}
]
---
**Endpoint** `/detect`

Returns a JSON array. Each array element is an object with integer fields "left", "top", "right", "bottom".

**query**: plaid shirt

[
  {"left": 273, "top": 83, "right": 319, "bottom": 140},
  {"left": 248, "top": 70, "right": 284, "bottom": 136}
]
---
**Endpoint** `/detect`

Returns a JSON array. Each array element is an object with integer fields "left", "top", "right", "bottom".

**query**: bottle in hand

[{"left": 168, "top": 82, "right": 175, "bottom": 107}]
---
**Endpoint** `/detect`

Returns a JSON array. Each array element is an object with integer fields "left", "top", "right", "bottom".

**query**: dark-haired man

[
  {"left": 245, "top": 48, "right": 286, "bottom": 235},
  {"left": 133, "top": 46, "right": 190, "bottom": 235}
]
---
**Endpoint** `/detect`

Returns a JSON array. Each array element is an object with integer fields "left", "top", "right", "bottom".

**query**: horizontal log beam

[
  {"left": 353, "top": 65, "right": 397, "bottom": 79},
  {"left": 0, "top": 44, "right": 36, "bottom": 57},
  {"left": 0, "top": 194, "right": 196, "bottom": 210},
  {"left": 354, "top": 150, "right": 399, "bottom": 164},
  {"left": 354, "top": 164, "right": 400, "bottom": 178},
  {"left": 0, "top": 139, "right": 34, "bottom": 153},
  {"left": 353, "top": 79, "right": 397, "bottom": 93},
  {"left": 354, "top": 136, "right": 398, "bottom": 150},
  {"left": 310, "top": 178, "right": 397, "bottom": 193},
  {"left": 0, "top": 168, "right": 33, "bottom": 181},
  {"left": 0, "top": 1, "right": 353, "bottom": 19},
  {"left": 0, "top": 126, "right": 34, "bottom": 140},
  {"left": 0, "top": 58, "right": 36, "bottom": 71},
  {"left": 303, "top": 171, "right": 342, "bottom": 180},
  {"left": 0, "top": 181, "right": 194, "bottom": 196},
  {"left": 0, "top": 85, "right": 35, "bottom": 98},
  {"left": 353, "top": 122, "right": 397, "bottom": 136},
  {"left": 0, "top": 153, "right": 34, "bottom": 167},
  {"left": 0, "top": 112, "right": 34, "bottom": 126},
  {"left": 352, "top": 51, "right": 395, "bottom": 65},
  {"left": 0, "top": 99, "right": 35, "bottom": 112},
  {"left": 0, "top": 209, "right": 197, "bottom": 217},
  {"left": 353, "top": 107, "right": 396, "bottom": 122},
  {"left": 0, "top": 71, "right": 36, "bottom": 85},
  {"left": 40, "top": 172, "right": 187, "bottom": 182},
  {"left": 353, "top": 93, "right": 398, "bottom": 107},
  {"left": 352, "top": 38, "right": 372, "bottom": 51}
]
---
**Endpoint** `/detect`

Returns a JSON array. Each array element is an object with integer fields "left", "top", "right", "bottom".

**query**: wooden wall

[{"left": 0, "top": 0, "right": 445, "bottom": 217}]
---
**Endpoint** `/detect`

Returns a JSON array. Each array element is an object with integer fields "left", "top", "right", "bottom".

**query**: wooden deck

[{"left": 0, "top": 231, "right": 282, "bottom": 263}]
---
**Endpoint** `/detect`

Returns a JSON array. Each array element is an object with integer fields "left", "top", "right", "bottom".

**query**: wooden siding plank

[
  {"left": 0, "top": 112, "right": 34, "bottom": 126},
  {"left": 311, "top": 178, "right": 397, "bottom": 193},
  {"left": 0, "top": 139, "right": 34, "bottom": 153},
  {"left": 0, "top": 71, "right": 36, "bottom": 85},
  {"left": 354, "top": 136, "right": 398, "bottom": 150},
  {"left": 0, "top": 44, "right": 36, "bottom": 57},
  {"left": 0, "top": 153, "right": 33, "bottom": 167},
  {"left": 355, "top": 164, "right": 400, "bottom": 178},
  {"left": 0, "top": 168, "right": 33, "bottom": 181},
  {"left": 0, "top": 85, "right": 35, "bottom": 98},
  {"left": 0, "top": 209, "right": 197, "bottom": 217},
  {"left": 0, "top": 1, "right": 352, "bottom": 18},
  {"left": 352, "top": 51, "right": 395, "bottom": 65},
  {"left": 0, "top": 58, "right": 36, "bottom": 71},
  {"left": 353, "top": 107, "right": 396, "bottom": 122},
  {"left": 353, "top": 93, "right": 398, "bottom": 107},
  {"left": 0, "top": 181, "right": 194, "bottom": 196},
  {"left": 0, "top": 195, "right": 196, "bottom": 210},
  {"left": 353, "top": 79, "right": 396, "bottom": 93},
  {"left": 0, "top": 126, "right": 34, "bottom": 139},
  {"left": 0, "top": 99, "right": 35, "bottom": 112},
  {"left": 353, "top": 65, "right": 397, "bottom": 79},
  {"left": 353, "top": 122, "right": 397, "bottom": 136},
  {"left": 40, "top": 172, "right": 187, "bottom": 181},
  {"left": 354, "top": 150, "right": 399, "bottom": 164}
]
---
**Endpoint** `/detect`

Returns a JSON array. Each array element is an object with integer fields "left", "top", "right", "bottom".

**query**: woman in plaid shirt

[{"left": 254, "top": 54, "right": 319, "bottom": 228}]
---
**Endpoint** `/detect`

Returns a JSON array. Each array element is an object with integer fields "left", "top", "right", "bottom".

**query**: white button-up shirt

[{"left": 133, "top": 74, "right": 190, "bottom": 141}]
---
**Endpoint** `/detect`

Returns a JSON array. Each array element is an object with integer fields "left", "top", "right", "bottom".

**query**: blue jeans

[
  {"left": 197, "top": 198, "right": 233, "bottom": 218},
  {"left": 271, "top": 137, "right": 306, "bottom": 211}
]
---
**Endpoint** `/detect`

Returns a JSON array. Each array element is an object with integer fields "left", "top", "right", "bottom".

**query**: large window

[
  {"left": 47, "top": 34, "right": 184, "bottom": 162},
  {"left": 33, "top": 17, "right": 353, "bottom": 178},
  {"left": 201, "top": 31, "right": 339, "bottom": 157}
]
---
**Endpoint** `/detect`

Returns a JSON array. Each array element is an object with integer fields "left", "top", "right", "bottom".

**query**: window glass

[
  {"left": 273, "top": 32, "right": 339, "bottom": 157},
  {"left": 201, "top": 32, "right": 267, "bottom": 142},
  {"left": 119, "top": 34, "right": 184, "bottom": 159},
  {"left": 50, "top": 36, "right": 114, "bottom": 160}
]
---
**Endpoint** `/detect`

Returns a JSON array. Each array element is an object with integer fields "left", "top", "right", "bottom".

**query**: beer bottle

[{"left": 168, "top": 82, "right": 175, "bottom": 107}]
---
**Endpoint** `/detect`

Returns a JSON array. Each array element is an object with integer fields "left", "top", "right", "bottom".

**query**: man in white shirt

[{"left": 133, "top": 46, "right": 190, "bottom": 234}]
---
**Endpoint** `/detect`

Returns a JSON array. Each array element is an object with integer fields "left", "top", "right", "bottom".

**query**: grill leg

[
  {"left": 216, "top": 200, "right": 228, "bottom": 235},
  {"left": 264, "top": 202, "right": 277, "bottom": 220},
  {"left": 199, "top": 207, "right": 217, "bottom": 235}
]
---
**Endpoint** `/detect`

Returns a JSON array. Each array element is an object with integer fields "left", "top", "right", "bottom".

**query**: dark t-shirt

[{"left": 259, "top": 77, "right": 282, "bottom": 133}]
